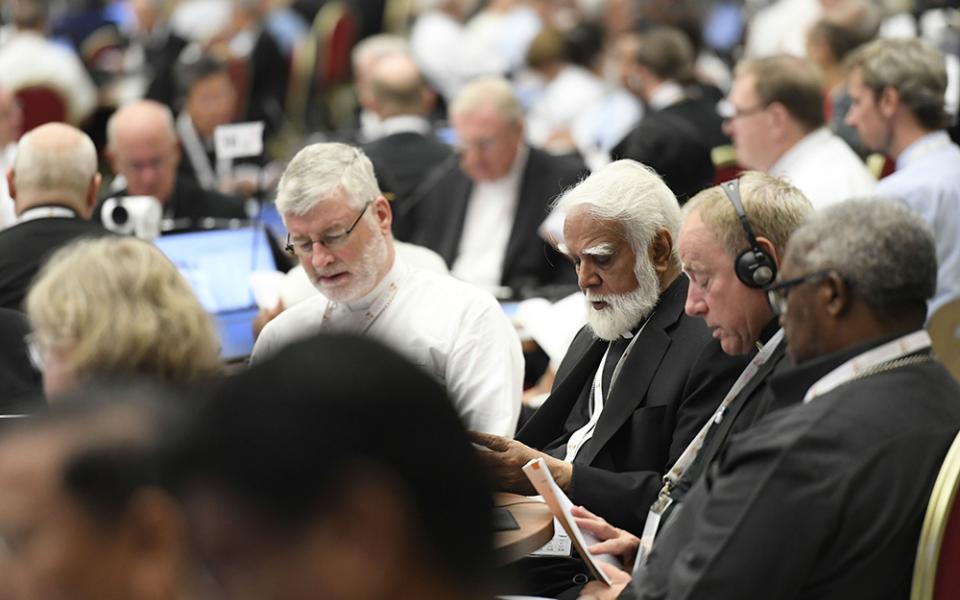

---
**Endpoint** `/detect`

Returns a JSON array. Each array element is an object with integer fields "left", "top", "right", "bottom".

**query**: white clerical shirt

[{"left": 252, "top": 257, "right": 523, "bottom": 437}]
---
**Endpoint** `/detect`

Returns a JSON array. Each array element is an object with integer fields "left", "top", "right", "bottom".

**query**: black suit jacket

[
  {"left": 363, "top": 131, "right": 453, "bottom": 237},
  {"left": 94, "top": 176, "right": 247, "bottom": 229},
  {"left": 0, "top": 213, "right": 111, "bottom": 311},
  {"left": 0, "top": 307, "right": 42, "bottom": 412},
  {"left": 632, "top": 340, "right": 960, "bottom": 600},
  {"left": 612, "top": 104, "right": 716, "bottom": 203},
  {"left": 517, "top": 277, "right": 748, "bottom": 532},
  {"left": 407, "top": 147, "right": 586, "bottom": 290}
]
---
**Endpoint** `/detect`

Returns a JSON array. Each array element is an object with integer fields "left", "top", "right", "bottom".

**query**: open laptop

[{"left": 155, "top": 226, "right": 277, "bottom": 362}]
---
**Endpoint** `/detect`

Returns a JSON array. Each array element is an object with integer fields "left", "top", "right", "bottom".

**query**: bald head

[
  {"left": 9, "top": 123, "right": 100, "bottom": 217},
  {"left": 370, "top": 53, "right": 433, "bottom": 118},
  {"left": 107, "top": 101, "right": 180, "bottom": 202}
]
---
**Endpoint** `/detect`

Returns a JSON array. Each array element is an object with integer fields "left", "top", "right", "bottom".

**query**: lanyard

[
  {"left": 803, "top": 330, "right": 932, "bottom": 404},
  {"left": 177, "top": 113, "right": 231, "bottom": 191},
  {"left": 563, "top": 314, "right": 653, "bottom": 463},
  {"left": 635, "top": 328, "right": 785, "bottom": 569}
]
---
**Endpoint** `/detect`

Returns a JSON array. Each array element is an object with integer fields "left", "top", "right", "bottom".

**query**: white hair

[
  {"left": 276, "top": 143, "right": 381, "bottom": 215},
  {"left": 554, "top": 159, "right": 682, "bottom": 268},
  {"left": 450, "top": 76, "right": 524, "bottom": 125}
]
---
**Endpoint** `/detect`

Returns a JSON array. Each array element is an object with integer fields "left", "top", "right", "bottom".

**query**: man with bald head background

[
  {"left": 361, "top": 52, "right": 452, "bottom": 237},
  {"left": 94, "top": 100, "right": 246, "bottom": 229},
  {"left": 0, "top": 123, "right": 110, "bottom": 311}
]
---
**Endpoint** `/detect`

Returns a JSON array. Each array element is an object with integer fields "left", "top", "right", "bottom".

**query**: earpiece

[{"left": 720, "top": 179, "right": 777, "bottom": 289}]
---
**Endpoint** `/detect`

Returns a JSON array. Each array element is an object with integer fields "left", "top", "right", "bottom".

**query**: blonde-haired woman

[{"left": 25, "top": 236, "right": 221, "bottom": 398}]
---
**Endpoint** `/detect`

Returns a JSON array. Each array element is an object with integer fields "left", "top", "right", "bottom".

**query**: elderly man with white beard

[
  {"left": 251, "top": 143, "right": 523, "bottom": 437},
  {"left": 471, "top": 160, "right": 747, "bottom": 599}
]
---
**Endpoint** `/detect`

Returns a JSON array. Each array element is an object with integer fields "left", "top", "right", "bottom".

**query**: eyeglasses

[
  {"left": 717, "top": 99, "right": 768, "bottom": 120},
  {"left": 765, "top": 270, "right": 834, "bottom": 316},
  {"left": 284, "top": 202, "right": 371, "bottom": 257}
]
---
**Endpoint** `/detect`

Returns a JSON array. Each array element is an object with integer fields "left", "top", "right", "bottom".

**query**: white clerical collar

[
  {"left": 769, "top": 127, "right": 832, "bottom": 177},
  {"left": 17, "top": 205, "right": 77, "bottom": 223},
  {"left": 343, "top": 256, "right": 408, "bottom": 312},
  {"left": 648, "top": 81, "right": 686, "bottom": 111},
  {"left": 379, "top": 115, "right": 432, "bottom": 137},
  {"left": 896, "top": 130, "right": 951, "bottom": 170}
]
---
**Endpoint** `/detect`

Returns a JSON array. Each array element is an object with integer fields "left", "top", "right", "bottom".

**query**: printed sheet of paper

[{"left": 522, "top": 458, "right": 621, "bottom": 584}]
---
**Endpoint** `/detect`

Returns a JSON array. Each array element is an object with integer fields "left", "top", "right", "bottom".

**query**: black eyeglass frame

[
  {"left": 284, "top": 201, "right": 372, "bottom": 256},
  {"left": 765, "top": 270, "right": 837, "bottom": 316}
]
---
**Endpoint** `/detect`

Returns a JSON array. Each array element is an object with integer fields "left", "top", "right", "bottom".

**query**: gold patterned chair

[{"left": 912, "top": 429, "right": 960, "bottom": 600}]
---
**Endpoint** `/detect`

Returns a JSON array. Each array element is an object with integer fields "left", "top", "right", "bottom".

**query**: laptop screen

[{"left": 155, "top": 227, "right": 277, "bottom": 361}]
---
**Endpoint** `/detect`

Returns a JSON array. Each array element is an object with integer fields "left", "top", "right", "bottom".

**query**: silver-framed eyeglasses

[
  {"left": 717, "top": 99, "right": 769, "bottom": 120},
  {"left": 765, "top": 270, "right": 834, "bottom": 316},
  {"left": 284, "top": 201, "right": 372, "bottom": 257}
]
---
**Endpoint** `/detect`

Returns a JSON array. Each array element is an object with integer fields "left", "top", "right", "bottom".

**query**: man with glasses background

[
  {"left": 252, "top": 142, "right": 523, "bottom": 437},
  {"left": 580, "top": 199, "right": 960, "bottom": 600},
  {"left": 94, "top": 100, "right": 246, "bottom": 230},
  {"left": 723, "top": 54, "right": 874, "bottom": 209}
]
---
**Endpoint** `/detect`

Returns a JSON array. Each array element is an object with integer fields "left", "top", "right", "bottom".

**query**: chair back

[
  {"left": 929, "top": 299, "right": 960, "bottom": 383},
  {"left": 14, "top": 86, "right": 67, "bottom": 135},
  {"left": 912, "top": 429, "right": 960, "bottom": 600}
]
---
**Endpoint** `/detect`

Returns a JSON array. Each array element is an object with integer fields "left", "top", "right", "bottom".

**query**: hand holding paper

[{"left": 522, "top": 458, "right": 622, "bottom": 584}]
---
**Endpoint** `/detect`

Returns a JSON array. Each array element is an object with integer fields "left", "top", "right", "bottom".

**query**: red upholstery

[
  {"left": 912, "top": 431, "right": 960, "bottom": 600},
  {"left": 14, "top": 86, "right": 67, "bottom": 135},
  {"left": 316, "top": 3, "right": 357, "bottom": 87}
]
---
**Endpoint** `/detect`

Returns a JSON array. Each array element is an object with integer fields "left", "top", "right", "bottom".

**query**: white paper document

[{"left": 522, "top": 458, "right": 621, "bottom": 584}]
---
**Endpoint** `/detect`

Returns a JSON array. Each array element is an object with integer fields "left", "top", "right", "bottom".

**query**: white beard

[
  {"left": 311, "top": 226, "right": 389, "bottom": 302},
  {"left": 585, "top": 256, "right": 661, "bottom": 341}
]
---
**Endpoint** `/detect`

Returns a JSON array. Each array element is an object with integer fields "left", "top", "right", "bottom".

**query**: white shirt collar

[
  {"left": 17, "top": 205, "right": 77, "bottom": 223},
  {"left": 769, "top": 127, "right": 832, "bottom": 176},
  {"left": 895, "top": 130, "right": 951, "bottom": 170},
  {"left": 379, "top": 115, "right": 432, "bottom": 137},
  {"left": 648, "top": 81, "right": 686, "bottom": 111}
]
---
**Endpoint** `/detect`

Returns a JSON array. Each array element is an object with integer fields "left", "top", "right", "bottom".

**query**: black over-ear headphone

[{"left": 720, "top": 179, "right": 777, "bottom": 288}]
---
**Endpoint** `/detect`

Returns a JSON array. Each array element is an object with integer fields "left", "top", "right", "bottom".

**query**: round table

[{"left": 494, "top": 493, "right": 555, "bottom": 564}]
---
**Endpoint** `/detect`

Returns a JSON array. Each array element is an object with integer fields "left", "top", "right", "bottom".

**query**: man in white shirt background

[
  {"left": 723, "top": 53, "right": 875, "bottom": 209},
  {"left": 252, "top": 142, "right": 523, "bottom": 437}
]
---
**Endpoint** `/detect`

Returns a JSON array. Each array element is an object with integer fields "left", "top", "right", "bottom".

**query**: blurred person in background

[
  {"left": 0, "top": 88, "right": 23, "bottom": 231},
  {"left": 25, "top": 236, "right": 221, "bottom": 400},
  {"left": 0, "top": 123, "right": 109, "bottom": 312},
  {"left": 0, "top": 384, "right": 196, "bottom": 600}
]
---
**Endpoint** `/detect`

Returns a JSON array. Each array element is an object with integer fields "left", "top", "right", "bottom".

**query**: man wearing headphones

[{"left": 570, "top": 172, "right": 813, "bottom": 598}]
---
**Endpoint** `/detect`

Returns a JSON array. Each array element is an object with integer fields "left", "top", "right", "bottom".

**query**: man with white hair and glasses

[
  {"left": 471, "top": 160, "right": 746, "bottom": 598},
  {"left": 251, "top": 142, "right": 522, "bottom": 437}
]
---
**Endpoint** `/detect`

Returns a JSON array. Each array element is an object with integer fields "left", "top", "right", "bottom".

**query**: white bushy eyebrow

[{"left": 582, "top": 243, "right": 614, "bottom": 257}]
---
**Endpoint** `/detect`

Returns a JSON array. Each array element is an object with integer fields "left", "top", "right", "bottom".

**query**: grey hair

[
  {"left": 351, "top": 34, "right": 409, "bottom": 71},
  {"left": 276, "top": 143, "right": 381, "bottom": 215},
  {"left": 684, "top": 171, "right": 813, "bottom": 260},
  {"left": 786, "top": 198, "right": 936, "bottom": 316},
  {"left": 14, "top": 125, "right": 98, "bottom": 200},
  {"left": 553, "top": 159, "right": 682, "bottom": 267},
  {"left": 844, "top": 37, "right": 948, "bottom": 130},
  {"left": 106, "top": 100, "right": 176, "bottom": 151},
  {"left": 450, "top": 76, "right": 524, "bottom": 126}
]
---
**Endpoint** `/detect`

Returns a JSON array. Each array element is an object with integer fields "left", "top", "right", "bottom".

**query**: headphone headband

[{"left": 720, "top": 178, "right": 777, "bottom": 288}]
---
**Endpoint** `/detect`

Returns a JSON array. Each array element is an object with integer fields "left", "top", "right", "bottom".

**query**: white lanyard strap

[
  {"left": 563, "top": 313, "right": 653, "bottom": 463},
  {"left": 636, "top": 328, "right": 785, "bottom": 568},
  {"left": 803, "top": 330, "right": 932, "bottom": 404}
]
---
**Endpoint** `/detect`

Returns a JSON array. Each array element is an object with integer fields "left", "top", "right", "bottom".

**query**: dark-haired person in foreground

[
  {"left": 0, "top": 383, "right": 192, "bottom": 600},
  {"left": 580, "top": 199, "right": 960, "bottom": 599},
  {"left": 168, "top": 333, "right": 496, "bottom": 600}
]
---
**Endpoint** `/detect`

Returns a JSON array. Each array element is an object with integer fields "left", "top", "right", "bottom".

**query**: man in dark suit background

[
  {"left": 611, "top": 27, "right": 727, "bottom": 202},
  {"left": 471, "top": 160, "right": 746, "bottom": 597},
  {"left": 94, "top": 100, "right": 246, "bottom": 231},
  {"left": 583, "top": 200, "right": 960, "bottom": 600},
  {"left": 406, "top": 76, "right": 586, "bottom": 295},
  {"left": 361, "top": 52, "right": 452, "bottom": 237},
  {"left": 0, "top": 123, "right": 110, "bottom": 311}
]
